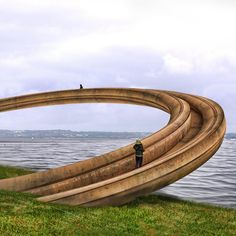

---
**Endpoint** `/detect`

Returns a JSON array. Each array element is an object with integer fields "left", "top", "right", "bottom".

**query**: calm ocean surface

[{"left": 0, "top": 137, "right": 235, "bottom": 208}]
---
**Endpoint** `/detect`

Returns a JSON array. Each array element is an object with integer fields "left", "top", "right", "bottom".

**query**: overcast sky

[{"left": 0, "top": 0, "right": 235, "bottom": 132}]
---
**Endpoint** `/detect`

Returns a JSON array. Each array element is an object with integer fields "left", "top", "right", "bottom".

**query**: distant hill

[
  {"left": 0, "top": 130, "right": 234, "bottom": 140},
  {"left": 0, "top": 130, "right": 150, "bottom": 139},
  {"left": 225, "top": 133, "right": 236, "bottom": 139}
]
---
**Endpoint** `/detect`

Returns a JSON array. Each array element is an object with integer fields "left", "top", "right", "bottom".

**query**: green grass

[
  {"left": 0, "top": 165, "right": 33, "bottom": 179},
  {"left": 0, "top": 165, "right": 235, "bottom": 236}
]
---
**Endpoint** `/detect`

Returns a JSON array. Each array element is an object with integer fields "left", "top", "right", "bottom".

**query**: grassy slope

[
  {"left": 0, "top": 165, "right": 235, "bottom": 236},
  {"left": 0, "top": 165, "right": 33, "bottom": 179}
]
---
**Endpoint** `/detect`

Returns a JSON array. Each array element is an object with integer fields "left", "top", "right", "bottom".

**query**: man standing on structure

[{"left": 133, "top": 139, "right": 145, "bottom": 168}]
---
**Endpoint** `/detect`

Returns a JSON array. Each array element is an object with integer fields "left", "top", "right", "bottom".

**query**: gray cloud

[
  {"left": 0, "top": 48, "right": 235, "bottom": 132},
  {"left": 0, "top": 1, "right": 235, "bottom": 132}
]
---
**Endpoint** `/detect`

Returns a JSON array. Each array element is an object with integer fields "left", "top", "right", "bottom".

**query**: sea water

[{"left": 0, "top": 136, "right": 235, "bottom": 208}]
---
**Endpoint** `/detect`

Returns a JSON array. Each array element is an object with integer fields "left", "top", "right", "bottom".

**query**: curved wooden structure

[{"left": 0, "top": 88, "right": 226, "bottom": 206}]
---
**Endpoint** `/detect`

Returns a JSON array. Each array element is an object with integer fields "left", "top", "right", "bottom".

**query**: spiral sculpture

[{"left": 0, "top": 88, "right": 226, "bottom": 206}]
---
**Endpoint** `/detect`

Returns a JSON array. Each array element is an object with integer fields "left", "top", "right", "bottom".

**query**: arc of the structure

[{"left": 0, "top": 88, "right": 226, "bottom": 206}]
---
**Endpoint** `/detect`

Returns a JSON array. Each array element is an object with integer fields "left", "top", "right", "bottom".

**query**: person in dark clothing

[
  {"left": 80, "top": 84, "right": 83, "bottom": 89},
  {"left": 133, "top": 139, "right": 145, "bottom": 168}
]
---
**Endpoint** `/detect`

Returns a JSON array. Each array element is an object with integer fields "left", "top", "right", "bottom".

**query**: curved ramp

[{"left": 0, "top": 88, "right": 226, "bottom": 206}]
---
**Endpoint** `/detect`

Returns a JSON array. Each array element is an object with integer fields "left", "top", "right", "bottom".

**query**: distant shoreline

[
  {"left": 0, "top": 129, "right": 234, "bottom": 139},
  {"left": 0, "top": 130, "right": 151, "bottom": 140}
]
